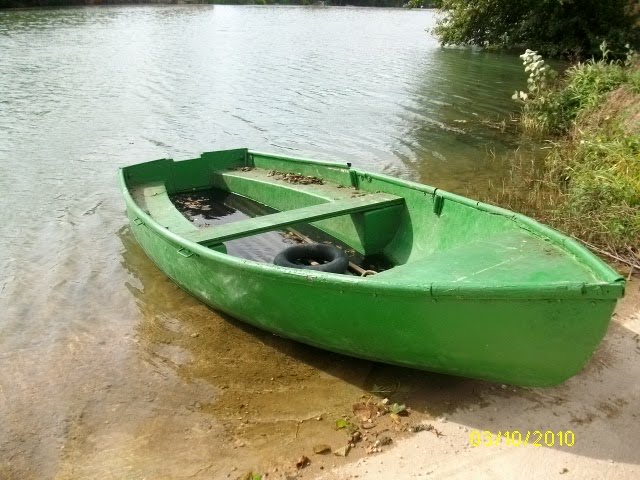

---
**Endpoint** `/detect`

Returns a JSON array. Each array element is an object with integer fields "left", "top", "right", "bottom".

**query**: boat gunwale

[
  {"left": 338, "top": 166, "right": 624, "bottom": 286},
  {"left": 118, "top": 155, "right": 625, "bottom": 300}
]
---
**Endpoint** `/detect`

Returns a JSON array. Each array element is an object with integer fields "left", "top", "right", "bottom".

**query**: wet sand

[{"left": 0, "top": 222, "right": 493, "bottom": 479}]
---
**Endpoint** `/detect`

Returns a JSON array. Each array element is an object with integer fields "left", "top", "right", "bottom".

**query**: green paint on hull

[{"left": 119, "top": 148, "right": 625, "bottom": 387}]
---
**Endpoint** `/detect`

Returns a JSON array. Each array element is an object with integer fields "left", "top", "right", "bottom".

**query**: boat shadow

[
  {"left": 118, "top": 225, "right": 640, "bottom": 466},
  {"left": 219, "top": 305, "right": 640, "bottom": 466}
]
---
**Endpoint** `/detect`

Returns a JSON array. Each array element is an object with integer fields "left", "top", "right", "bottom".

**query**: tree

[{"left": 434, "top": 0, "right": 640, "bottom": 58}]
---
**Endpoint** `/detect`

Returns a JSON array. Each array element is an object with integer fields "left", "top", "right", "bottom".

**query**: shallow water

[{"left": 0, "top": 5, "right": 536, "bottom": 478}]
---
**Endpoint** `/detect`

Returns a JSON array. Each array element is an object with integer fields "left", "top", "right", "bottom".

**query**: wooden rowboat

[{"left": 119, "top": 148, "right": 625, "bottom": 386}]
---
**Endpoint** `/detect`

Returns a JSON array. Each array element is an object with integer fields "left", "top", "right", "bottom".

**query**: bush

[
  {"left": 435, "top": 0, "right": 640, "bottom": 58},
  {"left": 515, "top": 43, "right": 636, "bottom": 134},
  {"left": 501, "top": 47, "right": 640, "bottom": 264}
]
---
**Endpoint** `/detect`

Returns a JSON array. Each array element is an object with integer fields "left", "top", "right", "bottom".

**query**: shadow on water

[{"left": 118, "top": 225, "right": 640, "bottom": 470}]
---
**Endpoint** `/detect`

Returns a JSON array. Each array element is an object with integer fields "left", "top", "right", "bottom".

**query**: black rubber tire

[{"left": 273, "top": 243, "right": 349, "bottom": 273}]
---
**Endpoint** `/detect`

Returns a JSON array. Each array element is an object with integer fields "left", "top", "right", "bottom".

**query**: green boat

[{"left": 119, "top": 148, "right": 625, "bottom": 387}]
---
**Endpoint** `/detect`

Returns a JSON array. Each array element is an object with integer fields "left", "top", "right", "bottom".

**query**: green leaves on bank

[
  {"left": 434, "top": 0, "right": 640, "bottom": 59},
  {"left": 505, "top": 45, "right": 640, "bottom": 266}
]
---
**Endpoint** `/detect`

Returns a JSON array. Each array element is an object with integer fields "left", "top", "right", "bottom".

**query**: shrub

[
  {"left": 501, "top": 47, "right": 640, "bottom": 264},
  {"left": 515, "top": 43, "right": 635, "bottom": 134},
  {"left": 435, "top": 0, "right": 640, "bottom": 58}
]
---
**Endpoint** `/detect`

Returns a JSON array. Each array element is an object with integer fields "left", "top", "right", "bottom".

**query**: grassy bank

[{"left": 488, "top": 46, "right": 639, "bottom": 271}]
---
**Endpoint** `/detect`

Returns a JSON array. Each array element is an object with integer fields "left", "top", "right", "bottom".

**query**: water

[{"left": 0, "top": 5, "right": 532, "bottom": 478}]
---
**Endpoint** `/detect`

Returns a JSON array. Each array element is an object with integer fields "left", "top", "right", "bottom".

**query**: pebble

[
  {"left": 313, "top": 444, "right": 331, "bottom": 455},
  {"left": 334, "top": 445, "right": 351, "bottom": 457}
]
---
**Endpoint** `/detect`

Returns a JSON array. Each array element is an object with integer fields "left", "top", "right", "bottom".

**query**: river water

[{"left": 0, "top": 5, "right": 532, "bottom": 478}]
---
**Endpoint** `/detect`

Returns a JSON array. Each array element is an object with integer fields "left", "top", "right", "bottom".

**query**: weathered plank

[{"left": 185, "top": 193, "right": 403, "bottom": 245}]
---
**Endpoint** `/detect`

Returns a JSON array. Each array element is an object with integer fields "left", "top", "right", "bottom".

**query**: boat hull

[{"left": 127, "top": 209, "right": 617, "bottom": 387}]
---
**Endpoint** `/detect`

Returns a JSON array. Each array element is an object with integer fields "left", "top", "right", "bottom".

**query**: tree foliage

[
  {"left": 434, "top": 0, "right": 640, "bottom": 58},
  {"left": 403, "top": 0, "right": 441, "bottom": 8}
]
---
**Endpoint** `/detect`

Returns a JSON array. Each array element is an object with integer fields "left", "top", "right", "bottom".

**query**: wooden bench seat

[
  {"left": 184, "top": 193, "right": 403, "bottom": 245},
  {"left": 132, "top": 182, "right": 198, "bottom": 235}
]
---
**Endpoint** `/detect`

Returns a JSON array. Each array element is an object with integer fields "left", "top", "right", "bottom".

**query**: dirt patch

[
  {"left": 580, "top": 85, "right": 640, "bottom": 135},
  {"left": 123, "top": 255, "right": 507, "bottom": 479},
  {"left": 267, "top": 170, "right": 324, "bottom": 185}
]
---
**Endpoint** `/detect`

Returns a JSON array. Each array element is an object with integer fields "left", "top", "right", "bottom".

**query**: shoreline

[{"left": 321, "top": 277, "right": 640, "bottom": 479}]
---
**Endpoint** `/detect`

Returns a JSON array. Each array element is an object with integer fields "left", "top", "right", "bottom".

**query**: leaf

[
  {"left": 389, "top": 403, "right": 407, "bottom": 415},
  {"left": 239, "top": 474, "right": 262, "bottom": 480},
  {"left": 335, "top": 419, "right": 350, "bottom": 430},
  {"left": 353, "top": 401, "right": 384, "bottom": 421},
  {"left": 371, "top": 383, "right": 396, "bottom": 393}
]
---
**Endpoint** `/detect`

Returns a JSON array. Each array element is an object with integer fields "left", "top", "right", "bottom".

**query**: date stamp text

[{"left": 469, "top": 430, "right": 575, "bottom": 447}]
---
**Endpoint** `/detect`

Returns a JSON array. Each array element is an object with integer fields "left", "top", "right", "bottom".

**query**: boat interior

[{"left": 122, "top": 148, "right": 612, "bottom": 286}]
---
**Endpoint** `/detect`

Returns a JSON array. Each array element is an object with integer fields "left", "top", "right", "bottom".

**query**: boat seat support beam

[{"left": 185, "top": 194, "right": 404, "bottom": 245}]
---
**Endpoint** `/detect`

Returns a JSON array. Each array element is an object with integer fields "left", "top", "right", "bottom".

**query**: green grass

[
  {"left": 488, "top": 53, "right": 640, "bottom": 269},
  {"left": 521, "top": 55, "right": 635, "bottom": 134}
]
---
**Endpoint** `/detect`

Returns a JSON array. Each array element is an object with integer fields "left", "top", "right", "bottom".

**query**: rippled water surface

[{"left": 0, "top": 5, "right": 532, "bottom": 478}]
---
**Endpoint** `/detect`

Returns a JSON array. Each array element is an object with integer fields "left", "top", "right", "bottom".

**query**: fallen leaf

[
  {"left": 353, "top": 401, "right": 382, "bottom": 421},
  {"left": 389, "top": 403, "right": 407, "bottom": 415},
  {"left": 335, "top": 419, "right": 350, "bottom": 430}
]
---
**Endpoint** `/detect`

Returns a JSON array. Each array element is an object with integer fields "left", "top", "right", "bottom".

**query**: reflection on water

[
  {"left": 0, "top": 5, "right": 540, "bottom": 477},
  {"left": 392, "top": 48, "right": 534, "bottom": 192}
]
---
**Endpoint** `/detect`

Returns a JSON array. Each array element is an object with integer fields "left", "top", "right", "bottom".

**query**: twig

[
  {"left": 628, "top": 247, "right": 639, "bottom": 280},
  {"left": 571, "top": 236, "right": 640, "bottom": 270}
]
